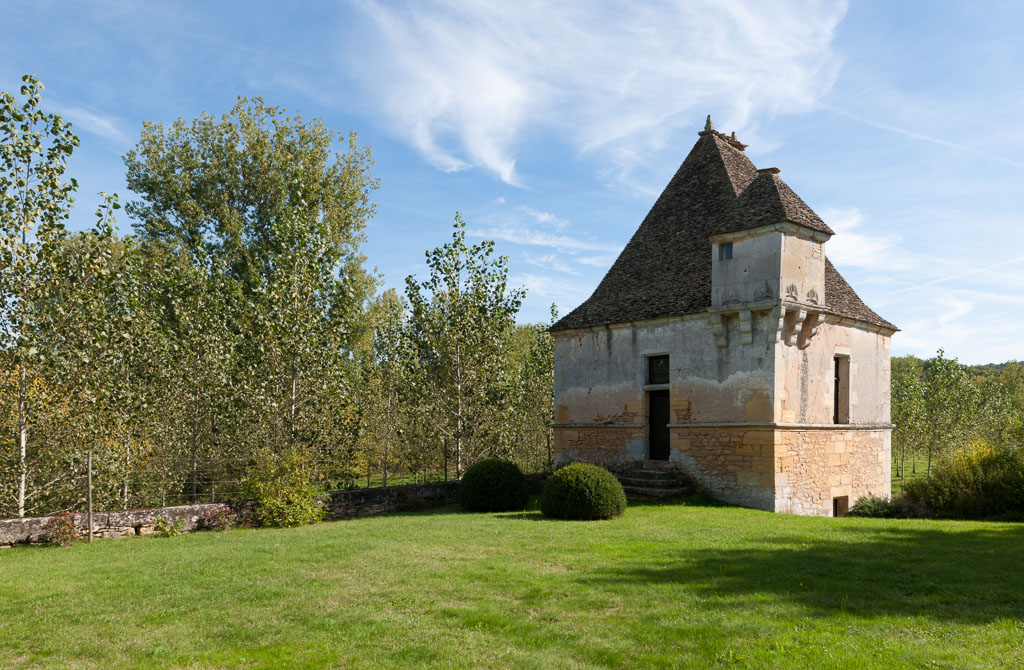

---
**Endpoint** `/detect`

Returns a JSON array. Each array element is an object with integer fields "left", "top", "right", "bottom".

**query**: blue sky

[{"left": 3, "top": 1, "right": 1023, "bottom": 364}]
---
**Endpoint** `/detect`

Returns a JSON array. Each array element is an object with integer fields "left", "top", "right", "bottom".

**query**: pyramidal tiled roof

[{"left": 551, "top": 126, "right": 896, "bottom": 332}]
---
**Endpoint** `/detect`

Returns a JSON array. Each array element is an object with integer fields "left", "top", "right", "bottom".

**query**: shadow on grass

[
  {"left": 625, "top": 493, "right": 732, "bottom": 510},
  {"left": 494, "top": 510, "right": 548, "bottom": 522},
  {"left": 579, "top": 522, "right": 1024, "bottom": 623},
  {"left": 492, "top": 495, "right": 730, "bottom": 521}
]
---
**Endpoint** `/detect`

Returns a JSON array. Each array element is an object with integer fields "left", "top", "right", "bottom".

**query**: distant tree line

[
  {"left": 891, "top": 351, "right": 1023, "bottom": 479},
  {"left": 0, "top": 75, "right": 553, "bottom": 518}
]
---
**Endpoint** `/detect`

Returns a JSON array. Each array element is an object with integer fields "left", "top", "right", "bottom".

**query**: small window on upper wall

[
  {"left": 648, "top": 355, "right": 669, "bottom": 385},
  {"left": 719, "top": 242, "right": 733, "bottom": 260}
]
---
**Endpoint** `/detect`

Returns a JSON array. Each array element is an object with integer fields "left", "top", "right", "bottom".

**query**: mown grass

[
  {"left": 891, "top": 466, "right": 928, "bottom": 494},
  {"left": 2, "top": 498, "right": 1023, "bottom": 669}
]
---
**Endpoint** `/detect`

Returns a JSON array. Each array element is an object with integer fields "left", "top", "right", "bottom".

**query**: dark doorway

[
  {"left": 833, "top": 496, "right": 849, "bottom": 517},
  {"left": 649, "top": 390, "right": 670, "bottom": 461}
]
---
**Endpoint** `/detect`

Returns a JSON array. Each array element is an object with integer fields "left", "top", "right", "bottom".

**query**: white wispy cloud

[
  {"left": 823, "top": 105, "right": 1024, "bottom": 168},
  {"left": 349, "top": 0, "right": 848, "bottom": 185},
  {"left": 517, "top": 206, "right": 569, "bottom": 230},
  {"left": 469, "top": 225, "right": 619, "bottom": 253},
  {"left": 510, "top": 271, "right": 590, "bottom": 305},
  {"left": 525, "top": 254, "right": 580, "bottom": 275},
  {"left": 575, "top": 254, "right": 617, "bottom": 269},
  {"left": 820, "top": 207, "right": 908, "bottom": 271},
  {"left": 58, "top": 105, "right": 130, "bottom": 144}
]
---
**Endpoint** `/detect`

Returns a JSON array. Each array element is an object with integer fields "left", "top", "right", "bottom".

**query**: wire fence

[{"left": 3, "top": 434, "right": 553, "bottom": 519}]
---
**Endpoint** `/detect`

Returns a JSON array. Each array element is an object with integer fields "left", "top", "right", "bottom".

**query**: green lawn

[{"left": 2, "top": 499, "right": 1023, "bottom": 669}]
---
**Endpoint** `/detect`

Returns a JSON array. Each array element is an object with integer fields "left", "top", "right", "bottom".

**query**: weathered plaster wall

[
  {"left": 773, "top": 319, "right": 892, "bottom": 425},
  {"left": 711, "top": 230, "right": 784, "bottom": 307},
  {"left": 553, "top": 314, "right": 775, "bottom": 434},
  {"left": 710, "top": 225, "right": 826, "bottom": 308}
]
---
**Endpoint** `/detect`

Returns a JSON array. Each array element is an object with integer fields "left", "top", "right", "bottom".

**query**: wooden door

[{"left": 649, "top": 390, "right": 670, "bottom": 461}]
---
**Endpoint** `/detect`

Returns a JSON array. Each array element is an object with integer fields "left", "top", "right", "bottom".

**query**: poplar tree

[
  {"left": 405, "top": 215, "right": 523, "bottom": 477},
  {"left": 0, "top": 75, "right": 79, "bottom": 516},
  {"left": 123, "top": 97, "right": 378, "bottom": 476}
]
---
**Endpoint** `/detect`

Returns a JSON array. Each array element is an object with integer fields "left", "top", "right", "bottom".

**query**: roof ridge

[{"left": 707, "top": 133, "right": 757, "bottom": 197}]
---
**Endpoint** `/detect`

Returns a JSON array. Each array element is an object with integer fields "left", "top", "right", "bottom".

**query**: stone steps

[
  {"left": 620, "top": 470, "right": 676, "bottom": 482},
  {"left": 621, "top": 485, "right": 693, "bottom": 498},
  {"left": 614, "top": 466, "right": 697, "bottom": 499}
]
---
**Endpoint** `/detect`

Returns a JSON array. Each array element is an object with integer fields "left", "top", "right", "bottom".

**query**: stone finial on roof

[
  {"left": 725, "top": 130, "right": 749, "bottom": 152},
  {"left": 699, "top": 114, "right": 715, "bottom": 135}
]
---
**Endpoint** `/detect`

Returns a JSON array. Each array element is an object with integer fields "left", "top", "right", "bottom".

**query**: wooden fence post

[{"left": 546, "top": 432, "right": 552, "bottom": 473}]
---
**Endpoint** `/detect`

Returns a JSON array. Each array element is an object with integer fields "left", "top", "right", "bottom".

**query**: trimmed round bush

[
  {"left": 460, "top": 458, "right": 530, "bottom": 512},
  {"left": 541, "top": 463, "right": 627, "bottom": 520}
]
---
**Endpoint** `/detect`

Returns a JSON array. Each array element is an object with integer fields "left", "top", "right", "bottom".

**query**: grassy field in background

[
  {"left": 891, "top": 464, "right": 928, "bottom": 495},
  {"left": 3, "top": 497, "right": 1024, "bottom": 669}
]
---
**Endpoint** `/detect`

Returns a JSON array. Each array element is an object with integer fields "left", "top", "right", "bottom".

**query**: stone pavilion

[{"left": 549, "top": 117, "right": 897, "bottom": 516}]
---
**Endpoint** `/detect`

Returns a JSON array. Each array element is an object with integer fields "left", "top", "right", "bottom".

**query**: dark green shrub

[
  {"left": 460, "top": 458, "right": 530, "bottom": 512},
  {"left": 541, "top": 463, "right": 627, "bottom": 520},
  {"left": 847, "top": 495, "right": 894, "bottom": 518},
  {"left": 902, "top": 444, "right": 1024, "bottom": 519},
  {"left": 847, "top": 495, "right": 907, "bottom": 518},
  {"left": 847, "top": 494, "right": 927, "bottom": 519},
  {"left": 241, "top": 449, "right": 326, "bottom": 528}
]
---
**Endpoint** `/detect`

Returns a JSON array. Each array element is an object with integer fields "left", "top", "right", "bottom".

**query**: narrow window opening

[
  {"left": 719, "top": 242, "right": 733, "bottom": 260},
  {"left": 833, "top": 355, "right": 850, "bottom": 424},
  {"left": 647, "top": 355, "right": 669, "bottom": 385},
  {"left": 833, "top": 496, "right": 849, "bottom": 517}
]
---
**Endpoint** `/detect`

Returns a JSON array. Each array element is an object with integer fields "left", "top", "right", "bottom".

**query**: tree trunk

[
  {"left": 123, "top": 439, "right": 131, "bottom": 509},
  {"left": 382, "top": 439, "right": 389, "bottom": 487},
  {"left": 17, "top": 364, "right": 28, "bottom": 518},
  {"left": 455, "top": 391, "right": 463, "bottom": 480},
  {"left": 454, "top": 336, "right": 463, "bottom": 480},
  {"left": 192, "top": 399, "right": 200, "bottom": 504},
  {"left": 16, "top": 161, "right": 31, "bottom": 519},
  {"left": 290, "top": 355, "right": 298, "bottom": 448}
]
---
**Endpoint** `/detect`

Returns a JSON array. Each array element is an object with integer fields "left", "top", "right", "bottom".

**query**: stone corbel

[
  {"left": 797, "top": 312, "right": 826, "bottom": 349},
  {"left": 785, "top": 309, "right": 805, "bottom": 347},
  {"left": 738, "top": 310, "right": 753, "bottom": 345},
  {"left": 768, "top": 305, "right": 786, "bottom": 343},
  {"left": 709, "top": 313, "right": 727, "bottom": 348}
]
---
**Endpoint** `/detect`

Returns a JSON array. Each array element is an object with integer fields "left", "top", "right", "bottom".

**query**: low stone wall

[
  {"left": 324, "top": 481, "right": 460, "bottom": 518},
  {"left": 2, "top": 474, "right": 551, "bottom": 547},
  {"left": 324, "top": 474, "right": 547, "bottom": 518},
  {"left": 0, "top": 503, "right": 225, "bottom": 547}
]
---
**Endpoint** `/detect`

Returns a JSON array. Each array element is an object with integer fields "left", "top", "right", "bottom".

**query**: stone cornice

[
  {"left": 552, "top": 423, "right": 644, "bottom": 429},
  {"left": 707, "top": 220, "right": 832, "bottom": 244},
  {"left": 666, "top": 422, "right": 893, "bottom": 431},
  {"left": 550, "top": 305, "right": 896, "bottom": 339}
]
